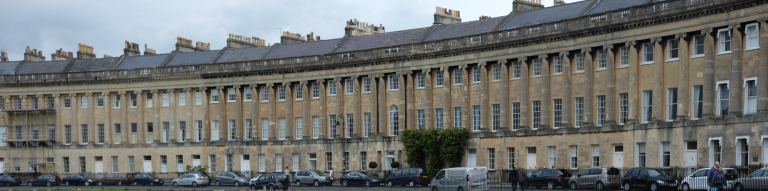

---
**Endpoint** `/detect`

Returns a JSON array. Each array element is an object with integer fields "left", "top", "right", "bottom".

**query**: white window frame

[
  {"left": 295, "top": 85, "right": 302, "bottom": 100},
  {"left": 492, "top": 104, "right": 500, "bottom": 131},
  {"left": 453, "top": 68, "right": 463, "bottom": 85},
  {"left": 553, "top": 99, "right": 561, "bottom": 128},
  {"left": 258, "top": 154, "right": 266, "bottom": 172},
  {"left": 278, "top": 85, "right": 286, "bottom": 101},
  {"left": 513, "top": 62, "right": 521, "bottom": 79},
  {"left": 637, "top": 143, "right": 647, "bottom": 167},
  {"left": 162, "top": 92, "right": 169, "bottom": 107},
  {"left": 313, "top": 116, "right": 319, "bottom": 139},
  {"left": 746, "top": 22, "right": 760, "bottom": 51},
  {"left": 81, "top": 96, "right": 88, "bottom": 108},
  {"left": 692, "top": 85, "right": 704, "bottom": 119},
  {"left": 417, "top": 72, "right": 425, "bottom": 88},
  {"left": 261, "top": 86, "right": 269, "bottom": 102},
  {"left": 278, "top": 118, "right": 286, "bottom": 140},
  {"left": 592, "top": 145, "right": 600, "bottom": 167},
  {"left": 64, "top": 96, "right": 71, "bottom": 108},
  {"left": 744, "top": 77, "right": 758, "bottom": 114},
  {"left": 492, "top": 64, "right": 501, "bottom": 81},
  {"left": 363, "top": 77, "right": 371, "bottom": 93},
  {"left": 228, "top": 119, "right": 236, "bottom": 140},
  {"left": 570, "top": 146, "right": 578, "bottom": 169},
  {"left": 228, "top": 88, "right": 236, "bottom": 102},
  {"left": 549, "top": 146, "right": 556, "bottom": 168},
  {"left": 598, "top": 50, "right": 606, "bottom": 69},
  {"left": 708, "top": 137, "right": 723, "bottom": 167},
  {"left": 667, "top": 39, "right": 679, "bottom": 62},
  {"left": 620, "top": 47, "right": 629, "bottom": 66},
  {"left": 195, "top": 90, "right": 202, "bottom": 105},
  {"left": 346, "top": 114, "right": 353, "bottom": 138},
  {"left": 98, "top": 95, "right": 105, "bottom": 107},
  {"left": 113, "top": 94, "right": 120, "bottom": 108},
  {"left": 620, "top": 93, "right": 628, "bottom": 124},
  {"left": 472, "top": 66, "right": 481, "bottom": 83},
  {"left": 454, "top": 107, "right": 462, "bottom": 128},
  {"left": 718, "top": 28, "right": 732, "bottom": 54},
  {"left": 576, "top": 53, "right": 585, "bottom": 71},
  {"left": 363, "top": 113, "right": 370, "bottom": 137},
  {"left": 417, "top": 109, "right": 425, "bottom": 129},
  {"left": 512, "top": 103, "right": 520, "bottom": 130},
  {"left": 641, "top": 43, "right": 654, "bottom": 65},
  {"left": 575, "top": 97, "right": 584, "bottom": 127},
  {"left": 532, "top": 59, "right": 541, "bottom": 76},
  {"left": 597, "top": 95, "right": 605, "bottom": 126},
  {"left": 692, "top": 35, "right": 705, "bottom": 58},
  {"left": 295, "top": 117, "right": 302, "bottom": 140},
  {"left": 435, "top": 108, "right": 443, "bottom": 129},
  {"left": 244, "top": 88, "right": 252, "bottom": 101},
  {"left": 312, "top": 82, "right": 320, "bottom": 98},
  {"left": 388, "top": 76, "right": 398, "bottom": 91},
  {"left": 660, "top": 142, "right": 671, "bottom": 167},
  {"left": 345, "top": 79, "right": 354, "bottom": 94},
  {"left": 735, "top": 136, "right": 750, "bottom": 166},
  {"left": 716, "top": 80, "right": 730, "bottom": 116},
  {"left": 642, "top": 90, "right": 653, "bottom": 123},
  {"left": 472, "top": 105, "right": 480, "bottom": 131},
  {"left": 435, "top": 71, "right": 444, "bottom": 87},
  {"left": 554, "top": 56, "right": 562, "bottom": 74},
  {"left": 488, "top": 148, "right": 495, "bottom": 170},
  {"left": 667, "top": 88, "right": 678, "bottom": 121},
  {"left": 261, "top": 118, "right": 269, "bottom": 141},
  {"left": 178, "top": 92, "right": 186, "bottom": 106},
  {"left": 210, "top": 90, "right": 219, "bottom": 103},
  {"left": 245, "top": 119, "right": 252, "bottom": 140},
  {"left": 532, "top": 101, "right": 540, "bottom": 129},
  {"left": 389, "top": 106, "right": 398, "bottom": 136}
]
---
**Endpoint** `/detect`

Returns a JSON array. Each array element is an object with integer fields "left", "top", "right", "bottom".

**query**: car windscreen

[
  {"left": 607, "top": 168, "right": 621, "bottom": 175},
  {"left": 647, "top": 169, "right": 667, "bottom": 177}
]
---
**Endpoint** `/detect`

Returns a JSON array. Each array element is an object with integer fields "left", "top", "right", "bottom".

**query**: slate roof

[
  {"left": 165, "top": 50, "right": 221, "bottom": 67},
  {"left": 499, "top": 0, "right": 594, "bottom": 30},
  {"left": 67, "top": 57, "right": 121, "bottom": 72},
  {"left": 215, "top": 46, "right": 273, "bottom": 63},
  {"left": 422, "top": 16, "right": 507, "bottom": 42},
  {"left": 114, "top": 54, "right": 169, "bottom": 70},
  {"left": 333, "top": 27, "right": 431, "bottom": 53},
  {"left": 0, "top": 61, "right": 21, "bottom": 75},
  {"left": 16, "top": 60, "right": 70, "bottom": 74},
  {"left": 264, "top": 39, "right": 341, "bottom": 59},
  {"left": 583, "top": 0, "right": 647, "bottom": 16}
]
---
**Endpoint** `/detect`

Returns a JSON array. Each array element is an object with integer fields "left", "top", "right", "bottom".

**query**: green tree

[
  {"left": 368, "top": 161, "right": 378, "bottom": 170},
  {"left": 391, "top": 161, "right": 400, "bottom": 169}
]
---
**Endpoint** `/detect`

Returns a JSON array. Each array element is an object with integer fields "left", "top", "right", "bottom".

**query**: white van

[{"left": 430, "top": 167, "right": 489, "bottom": 191}]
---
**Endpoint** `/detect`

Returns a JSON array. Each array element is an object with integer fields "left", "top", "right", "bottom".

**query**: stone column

[
  {"left": 442, "top": 68, "right": 451, "bottom": 128},
  {"left": 702, "top": 28, "right": 716, "bottom": 118},
  {"left": 539, "top": 55, "right": 550, "bottom": 129},
  {"left": 499, "top": 60, "right": 510, "bottom": 130},
  {"left": 301, "top": 81, "right": 310, "bottom": 139},
  {"left": 582, "top": 48, "right": 594, "bottom": 126},
  {"left": 267, "top": 84, "right": 276, "bottom": 140},
  {"left": 627, "top": 41, "right": 640, "bottom": 123},
  {"left": 86, "top": 93, "right": 95, "bottom": 144},
  {"left": 460, "top": 65, "right": 469, "bottom": 129},
  {"left": 217, "top": 87, "right": 226, "bottom": 140},
  {"left": 676, "top": 33, "right": 690, "bottom": 120},
  {"left": 423, "top": 69, "right": 433, "bottom": 129},
  {"left": 184, "top": 88, "right": 193, "bottom": 141},
  {"left": 250, "top": 85, "right": 259, "bottom": 140},
  {"left": 479, "top": 62, "right": 489, "bottom": 131},
  {"left": 134, "top": 90, "right": 144, "bottom": 143},
  {"left": 376, "top": 75, "right": 386, "bottom": 135},
  {"left": 560, "top": 52, "right": 572, "bottom": 128},
  {"left": 284, "top": 82, "right": 293, "bottom": 140},
  {"left": 729, "top": 24, "right": 744, "bottom": 116},
  {"left": 352, "top": 76, "right": 360, "bottom": 137},
  {"left": 235, "top": 85, "right": 243, "bottom": 140},
  {"left": 759, "top": 20, "right": 768, "bottom": 113},
  {"left": 604, "top": 45, "right": 617, "bottom": 125},
  {"left": 199, "top": 87, "right": 209, "bottom": 141},
  {"left": 168, "top": 88, "right": 177, "bottom": 142},
  {"left": 52, "top": 95, "right": 62, "bottom": 143},
  {"left": 399, "top": 71, "right": 408, "bottom": 133},
  {"left": 120, "top": 91, "right": 129, "bottom": 144},
  {"left": 70, "top": 93, "right": 79, "bottom": 144},
  {"left": 318, "top": 80, "right": 327, "bottom": 139},
  {"left": 519, "top": 57, "right": 529, "bottom": 129},
  {"left": 335, "top": 78, "right": 343, "bottom": 138},
  {"left": 652, "top": 37, "right": 664, "bottom": 122},
  {"left": 406, "top": 72, "right": 414, "bottom": 130},
  {"left": 369, "top": 74, "right": 379, "bottom": 136}
]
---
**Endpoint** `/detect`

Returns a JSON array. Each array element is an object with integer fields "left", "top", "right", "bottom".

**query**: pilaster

[
  {"left": 604, "top": 44, "right": 616, "bottom": 125},
  {"left": 728, "top": 24, "right": 744, "bottom": 117},
  {"left": 284, "top": 82, "right": 293, "bottom": 140},
  {"left": 560, "top": 52, "right": 572, "bottom": 128},
  {"left": 539, "top": 55, "right": 550, "bottom": 129},
  {"left": 318, "top": 79, "right": 327, "bottom": 139},
  {"left": 519, "top": 57, "right": 529, "bottom": 129},
  {"left": 498, "top": 59, "right": 510, "bottom": 130},
  {"left": 234, "top": 85, "right": 243, "bottom": 140},
  {"left": 651, "top": 37, "right": 664, "bottom": 122},
  {"left": 582, "top": 48, "right": 594, "bottom": 127},
  {"left": 759, "top": 20, "right": 768, "bottom": 113},
  {"left": 676, "top": 33, "right": 690, "bottom": 120},
  {"left": 702, "top": 27, "right": 716, "bottom": 118},
  {"left": 479, "top": 62, "right": 489, "bottom": 131},
  {"left": 422, "top": 69, "right": 433, "bottom": 130},
  {"left": 627, "top": 40, "right": 640, "bottom": 123},
  {"left": 267, "top": 84, "right": 276, "bottom": 140}
]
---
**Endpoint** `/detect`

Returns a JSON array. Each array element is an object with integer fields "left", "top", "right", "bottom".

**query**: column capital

[
  {"left": 580, "top": 48, "right": 591, "bottom": 53},
  {"left": 421, "top": 68, "right": 431, "bottom": 74},
  {"left": 559, "top": 51, "right": 569, "bottom": 57},
  {"left": 53, "top": 94, "right": 61, "bottom": 98},
  {"left": 299, "top": 80, "right": 308, "bottom": 85},
  {"left": 133, "top": 90, "right": 143, "bottom": 94},
  {"left": 369, "top": 73, "right": 382, "bottom": 78},
  {"left": 36, "top": 94, "right": 44, "bottom": 98},
  {"left": 333, "top": 77, "right": 341, "bottom": 82},
  {"left": 398, "top": 70, "right": 413, "bottom": 76},
  {"left": 282, "top": 82, "right": 290, "bottom": 87},
  {"left": 603, "top": 44, "right": 614, "bottom": 50},
  {"left": 20, "top": 95, "right": 28, "bottom": 99},
  {"left": 249, "top": 84, "right": 258, "bottom": 89},
  {"left": 68, "top": 93, "right": 76, "bottom": 97},
  {"left": 215, "top": 86, "right": 224, "bottom": 90},
  {"left": 351, "top": 75, "right": 360, "bottom": 79},
  {"left": 650, "top": 37, "right": 663, "bottom": 43},
  {"left": 166, "top": 88, "right": 175, "bottom": 93},
  {"left": 701, "top": 27, "right": 713, "bottom": 35},
  {"left": 439, "top": 67, "right": 446, "bottom": 71},
  {"left": 150, "top": 89, "right": 159, "bottom": 93},
  {"left": 266, "top": 83, "right": 274, "bottom": 87},
  {"left": 675, "top": 33, "right": 687, "bottom": 39},
  {"left": 316, "top": 79, "right": 325, "bottom": 84},
  {"left": 728, "top": 23, "right": 741, "bottom": 30},
  {"left": 537, "top": 54, "right": 548, "bottom": 59},
  {"left": 233, "top": 85, "right": 241, "bottom": 89},
  {"left": 118, "top": 91, "right": 127, "bottom": 95},
  {"left": 625, "top": 40, "right": 637, "bottom": 47},
  {"left": 85, "top": 92, "right": 94, "bottom": 96},
  {"left": 758, "top": 18, "right": 768, "bottom": 23},
  {"left": 518, "top": 57, "right": 527, "bottom": 62},
  {"left": 498, "top": 59, "right": 508, "bottom": 64},
  {"left": 478, "top": 62, "right": 487, "bottom": 67},
  {"left": 183, "top": 87, "right": 192, "bottom": 92}
]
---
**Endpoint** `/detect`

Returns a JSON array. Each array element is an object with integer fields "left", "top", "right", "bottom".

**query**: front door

[
  {"left": 467, "top": 149, "right": 477, "bottom": 167},
  {"left": 95, "top": 159, "right": 104, "bottom": 174},
  {"left": 527, "top": 148, "right": 537, "bottom": 170},
  {"left": 613, "top": 145, "right": 623, "bottom": 169},
  {"left": 241, "top": 155, "right": 250, "bottom": 173},
  {"left": 193, "top": 155, "right": 201, "bottom": 166},
  {"left": 143, "top": 156, "right": 152, "bottom": 173},
  {"left": 0, "top": 158, "right": 4, "bottom": 174},
  {"left": 763, "top": 138, "right": 768, "bottom": 165}
]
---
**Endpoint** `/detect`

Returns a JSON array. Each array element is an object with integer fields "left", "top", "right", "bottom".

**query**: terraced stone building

[{"left": 1, "top": 0, "right": 767, "bottom": 178}]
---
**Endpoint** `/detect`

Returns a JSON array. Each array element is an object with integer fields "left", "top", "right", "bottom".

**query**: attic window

[
  {"left": 470, "top": 36, "right": 481, "bottom": 43},
  {"left": 528, "top": 26, "right": 541, "bottom": 34},
  {"left": 341, "top": 53, "right": 354, "bottom": 59},
  {"left": 614, "top": 10, "right": 630, "bottom": 18},
  {"left": 296, "top": 58, "right": 303, "bottom": 63},
  {"left": 384, "top": 47, "right": 399, "bottom": 54},
  {"left": 508, "top": 30, "right": 520, "bottom": 37},
  {"left": 448, "top": 40, "right": 459, "bottom": 46},
  {"left": 314, "top": 56, "right": 319, "bottom": 61},
  {"left": 141, "top": 69, "right": 151, "bottom": 75},
  {"left": 279, "top": 60, "right": 285, "bottom": 64}
]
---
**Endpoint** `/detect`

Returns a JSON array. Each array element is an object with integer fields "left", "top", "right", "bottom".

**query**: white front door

[
  {"left": 0, "top": 158, "right": 4, "bottom": 174},
  {"left": 467, "top": 151, "right": 477, "bottom": 167},
  {"left": 95, "top": 161, "right": 104, "bottom": 174},
  {"left": 613, "top": 153, "right": 623, "bottom": 168},
  {"left": 684, "top": 151, "right": 697, "bottom": 167},
  {"left": 527, "top": 154, "right": 537, "bottom": 169},
  {"left": 241, "top": 155, "right": 251, "bottom": 172},
  {"left": 385, "top": 157, "right": 394, "bottom": 170},
  {"left": 0, "top": 127, "right": 6, "bottom": 146},
  {"left": 193, "top": 157, "right": 201, "bottom": 167},
  {"left": 143, "top": 156, "right": 152, "bottom": 172},
  {"left": 763, "top": 138, "right": 768, "bottom": 165}
]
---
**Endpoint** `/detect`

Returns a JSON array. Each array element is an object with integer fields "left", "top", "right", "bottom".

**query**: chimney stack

[
  {"left": 104, "top": 55, "right": 113, "bottom": 58},
  {"left": 280, "top": 31, "right": 306, "bottom": 45},
  {"left": 513, "top": 0, "right": 544, "bottom": 13},
  {"left": 227, "top": 34, "right": 266, "bottom": 49},
  {"left": 553, "top": 0, "right": 566, "bottom": 6},
  {"left": 1, "top": 51, "right": 8, "bottom": 62},
  {"left": 479, "top": 15, "right": 491, "bottom": 20},
  {"left": 306, "top": 32, "right": 316, "bottom": 42},
  {"left": 124, "top": 40, "right": 141, "bottom": 57},
  {"left": 77, "top": 43, "right": 96, "bottom": 59},
  {"left": 344, "top": 19, "right": 386, "bottom": 37},
  {"left": 51, "top": 48, "right": 74, "bottom": 61},
  {"left": 175, "top": 37, "right": 195, "bottom": 53},
  {"left": 23, "top": 46, "right": 46, "bottom": 62},
  {"left": 144, "top": 44, "right": 156, "bottom": 55},
  {"left": 195, "top": 41, "right": 210, "bottom": 52},
  {"left": 434, "top": 7, "right": 461, "bottom": 25}
]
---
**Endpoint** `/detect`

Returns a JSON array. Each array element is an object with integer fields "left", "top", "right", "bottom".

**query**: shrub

[
  {"left": 368, "top": 161, "right": 378, "bottom": 170},
  {"left": 391, "top": 161, "right": 401, "bottom": 169}
]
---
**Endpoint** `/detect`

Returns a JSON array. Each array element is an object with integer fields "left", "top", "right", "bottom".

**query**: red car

[{"left": 94, "top": 173, "right": 135, "bottom": 186}]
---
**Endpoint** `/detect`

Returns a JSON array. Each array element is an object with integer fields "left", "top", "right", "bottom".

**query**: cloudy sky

[{"left": 0, "top": 0, "right": 580, "bottom": 61}]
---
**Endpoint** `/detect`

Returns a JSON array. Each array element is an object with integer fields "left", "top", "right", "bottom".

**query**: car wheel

[
  {"left": 215, "top": 180, "right": 221, "bottom": 186},
  {"left": 387, "top": 181, "right": 393, "bottom": 187},
  {"left": 28, "top": 182, "right": 32, "bottom": 187},
  {"left": 571, "top": 182, "right": 577, "bottom": 190},
  {"left": 735, "top": 183, "right": 743, "bottom": 191},
  {"left": 457, "top": 187, "right": 464, "bottom": 191},
  {"left": 342, "top": 180, "right": 348, "bottom": 187},
  {"left": 46, "top": 182, "right": 51, "bottom": 187},
  {"left": 682, "top": 183, "right": 689, "bottom": 191},
  {"left": 547, "top": 181, "right": 555, "bottom": 189},
  {"left": 432, "top": 186, "right": 439, "bottom": 191},
  {"left": 365, "top": 180, "right": 370, "bottom": 187},
  {"left": 313, "top": 180, "right": 319, "bottom": 187},
  {"left": 98, "top": 182, "right": 103, "bottom": 186},
  {"left": 596, "top": 182, "right": 604, "bottom": 191},
  {"left": 150, "top": 182, "right": 154, "bottom": 186},
  {"left": 65, "top": 181, "right": 69, "bottom": 186},
  {"left": 268, "top": 185, "right": 274, "bottom": 191},
  {"left": 192, "top": 182, "right": 198, "bottom": 188},
  {"left": 173, "top": 182, "right": 179, "bottom": 187},
  {"left": 84, "top": 181, "right": 90, "bottom": 186},
  {"left": 235, "top": 181, "right": 241, "bottom": 187},
  {"left": 650, "top": 183, "right": 659, "bottom": 191},
  {"left": 250, "top": 185, "right": 256, "bottom": 190},
  {"left": 623, "top": 182, "right": 631, "bottom": 191},
  {"left": 410, "top": 181, "right": 415, "bottom": 187},
  {"left": 295, "top": 180, "right": 301, "bottom": 187}
]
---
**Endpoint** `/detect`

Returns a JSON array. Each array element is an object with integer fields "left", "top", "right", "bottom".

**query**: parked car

[
  {"left": 94, "top": 173, "right": 135, "bottom": 186},
  {"left": 569, "top": 166, "right": 622, "bottom": 190},
  {"left": 133, "top": 173, "right": 164, "bottom": 186},
  {"left": 733, "top": 167, "right": 768, "bottom": 191},
  {"left": 214, "top": 171, "right": 249, "bottom": 187},
  {"left": 340, "top": 171, "right": 382, "bottom": 187},
  {"left": 293, "top": 170, "right": 332, "bottom": 187},
  {"left": 385, "top": 168, "right": 432, "bottom": 187},
  {"left": 249, "top": 173, "right": 289, "bottom": 190},
  {"left": 172, "top": 173, "right": 209, "bottom": 187},
  {"left": 681, "top": 168, "right": 737, "bottom": 191},
  {"left": 0, "top": 175, "right": 21, "bottom": 186},
  {"left": 430, "top": 167, "right": 489, "bottom": 191},
  {"left": 62, "top": 174, "right": 93, "bottom": 186},
  {"left": 526, "top": 168, "right": 572, "bottom": 189},
  {"left": 622, "top": 168, "right": 678, "bottom": 191},
  {"left": 27, "top": 174, "right": 61, "bottom": 187}
]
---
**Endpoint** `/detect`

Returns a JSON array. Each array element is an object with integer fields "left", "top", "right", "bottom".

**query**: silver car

[
  {"left": 569, "top": 167, "right": 622, "bottom": 190},
  {"left": 293, "top": 170, "right": 332, "bottom": 187},
  {"left": 172, "top": 173, "right": 209, "bottom": 188},
  {"left": 733, "top": 167, "right": 768, "bottom": 191},
  {"left": 214, "top": 172, "right": 249, "bottom": 187}
]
